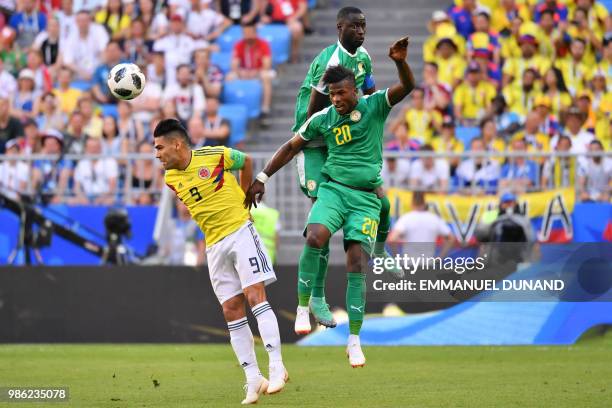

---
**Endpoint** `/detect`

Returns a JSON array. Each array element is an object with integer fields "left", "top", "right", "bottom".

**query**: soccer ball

[{"left": 107, "top": 63, "right": 146, "bottom": 100}]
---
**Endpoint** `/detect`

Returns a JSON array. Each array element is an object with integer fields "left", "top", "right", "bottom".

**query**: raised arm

[
  {"left": 243, "top": 134, "right": 308, "bottom": 209},
  {"left": 387, "top": 36, "right": 415, "bottom": 106}
]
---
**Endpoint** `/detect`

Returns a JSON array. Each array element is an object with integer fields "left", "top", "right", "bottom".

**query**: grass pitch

[{"left": 1, "top": 332, "right": 611, "bottom": 408}]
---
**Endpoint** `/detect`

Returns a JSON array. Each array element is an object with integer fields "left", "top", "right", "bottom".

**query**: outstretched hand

[
  {"left": 389, "top": 36, "right": 410, "bottom": 63},
  {"left": 243, "top": 180, "right": 265, "bottom": 210}
]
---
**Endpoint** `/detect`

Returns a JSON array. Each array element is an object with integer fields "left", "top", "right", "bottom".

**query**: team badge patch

[
  {"left": 198, "top": 167, "right": 211, "bottom": 179},
  {"left": 357, "top": 62, "right": 365, "bottom": 73},
  {"left": 307, "top": 180, "right": 317, "bottom": 191},
  {"left": 350, "top": 110, "right": 362, "bottom": 122}
]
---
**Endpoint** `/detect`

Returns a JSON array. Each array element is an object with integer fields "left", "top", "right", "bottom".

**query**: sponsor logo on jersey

[
  {"left": 198, "top": 167, "right": 211, "bottom": 180},
  {"left": 307, "top": 180, "right": 317, "bottom": 191},
  {"left": 350, "top": 110, "right": 362, "bottom": 122}
]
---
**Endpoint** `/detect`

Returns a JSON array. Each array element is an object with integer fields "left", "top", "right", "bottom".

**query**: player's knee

[
  {"left": 305, "top": 233, "right": 325, "bottom": 249},
  {"left": 243, "top": 284, "right": 266, "bottom": 307},
  {"left": 221, "top": 295, "right": 245, "bottom": 321}
]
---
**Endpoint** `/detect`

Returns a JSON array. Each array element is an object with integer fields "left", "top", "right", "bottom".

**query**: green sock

[
  {"left": 346, "top": 272, "right": 366, "bottom": 335},
  {"left": 374, "top": 195, "right": 391, "bottom": 257},
  {"left": 298, "top": 245, "right": 322, "bottom": 307},
  {"left": 311, "top": 242, "right": 329, "bottom": 298}
]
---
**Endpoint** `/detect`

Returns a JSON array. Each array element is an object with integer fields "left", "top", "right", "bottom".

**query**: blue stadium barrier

[
  {"left": 455, "top": 126, "right": 480, "bottom": 149},
  {"left": 300, "top": 243, "right": 612, "bottom": 346},
  {"left": 70, "top": 80, "right": 93, "bottom": 91},
  {"left": 258, "top": 24, "right": 291, "bottom": 66},
  {"left": 222, "top": 79, "right": 263, "bottom": 119},
  {"left": 218, "top": 25, "right": 243, "bottom": 53},
  {"left": 219, "top": 103, "right": 248, "bottom": 146},
  {"left": 100, "top": 103, "right": 118, "bottom": 119},
  {"left": 210, "top": 51, "right": 233, "bottom": 74}
]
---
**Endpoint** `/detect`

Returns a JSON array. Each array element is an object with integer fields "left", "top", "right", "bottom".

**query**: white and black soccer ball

[{"left": 107, "top": 63, "right": 146, "bottom": 100}]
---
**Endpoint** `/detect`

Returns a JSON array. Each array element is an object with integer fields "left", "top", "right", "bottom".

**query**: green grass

[{"left": 1, "top": 333, "right": 611, "bottom": 408}]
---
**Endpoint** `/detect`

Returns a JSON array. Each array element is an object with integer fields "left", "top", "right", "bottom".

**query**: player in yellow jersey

[{"left": 153, "top": 119, "right": 287, "bottom": 405}]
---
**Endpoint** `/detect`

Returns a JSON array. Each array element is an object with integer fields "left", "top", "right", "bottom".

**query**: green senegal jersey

[
  {"left": 291, "top": 41, "right": 375, "bottom": 141},
  {"left": 297, "top": 89, "right": 393, "bottom": 190}
]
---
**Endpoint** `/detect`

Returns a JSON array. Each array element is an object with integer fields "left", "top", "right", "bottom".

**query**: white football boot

[
  {"left": 346, "top": 335, "right": 366, "bottom": 368},
  {"left": 266, "top": 363, "right": 289, "bottom": 394},
  {"left": 241, "top": 375, "right": 268, "bottom": 405},
  {"left": 294, "top": 305, "right": 311, "bottom": 335}
]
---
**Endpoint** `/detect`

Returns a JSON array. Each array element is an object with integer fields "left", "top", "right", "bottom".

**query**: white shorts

[{"left": 207, "top": 221, "right": 277, "bottom": 304}]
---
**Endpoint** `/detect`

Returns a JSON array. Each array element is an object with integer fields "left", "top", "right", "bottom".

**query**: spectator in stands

[
  {"left": 533, "top": 0, "right": 568, "bottom": 23},
  {"left": 123, "top": 18, "right": 152, "bottom": 67},
  {"left": 138, "top": 0, "right": 168, "bottom": 41},
  {"left": 73, "top": 0, "right": 104, "bottom": 13},
  {"left": 219, "top": 0, "right": 261, "bottom": 25},
  {"left": 0, "top": 138, "right": 30, "bottom": 200},
  {"left": 536, "top": 9, "right": 560, "bottom": 60},
  {"left": 565, "top": 6, "right": 600, "bottom": 67},
  {"left": 153, "top": 12, "right": 200, "bottom": 86},
  {"left": 468, "top": 7, "right": 500, "bottom": 65},
  {"left": 453, "top": 62, "right": 496, "bottom": 126},
  {"left": 554, "top": 38, "right": 591, "bottom": 97},
  {"left": 65, "top": 110, "right": 88, "bottom": 155},
  {"left": 456, "top": 137, "right": 501, "bottom": 194},
  {"left": 469, "top": 35, "right": 502, "bottom": 88},
  {"left": 163, "top": 64, "right": 206, "bottom": 125},
  {"left": 128, "top": 67, "right": 163, "bottom": 127},
  {"left": 9, "top": 0, "right": 47, "bottom": 50},
  {"left": 421, "top": 61, "right": 451, "bottom": 116},
  {"left": 491, "top": 0, "right": 530, "bottom": 35},
  {"left": 576, "top": 91, "right": 597, "bottom": 133},
  {"left": 101, "top": 115, "right": 124, "bottom": 156},
  {"left": 393, "top": 87, "right": 441, "bottom": 146},
  {"left": 432, "top": 116, "right": 463, "bottom": 173},
  {"left": 32, "top": 129, "right": 72, "bottom": 204},
  {"left": 77, "top": 94, "right": 103, "bottom": 139},
  {"left": 73, "top": 136, "right": 119, "bottom": 205},
  {"left": 228, "top": 21, "right": 273, "bottom": 121},
  {"left": 25, "top": 49, "right": 52, "bottom": 93},
  {"left": 480, "top": 118, "right": 506, "bottom": 164},
  {"left": 500, "top": 15, "right": 522, "bottom": 60},
  {"left": 409, "top": 144, "right": 450, "bottom": 193},
  {"left": 129, "top": 141, "right": 160, "bottom": 205},
  {"left": 202, "top": 97, "right": 230, "bottom": 146},
  {"left": 423, "top": 10, "right": 454, "bottom": 62},
  {"left": 95, "top": 0, "right": 131, "bottom": 40},
  {"left": 578, "top": 139, "right": 612, "bottom": 202},
  {"left": 388, "top": 191, "right": 454, "bottom": 259},
  {"left": 194, "top": 48, "right": 224, "bottom": 98},
  {"left": 500, "top": 138, "right": 539, "bottom": 193},
  {"left": 513, "top": 112, "right": 550, "bottom": 160},
  {"left": 35, "top": 91, "right": 67, "bottom": 132},
  {"left": 381, "top": 153, "right": 410, "bottom": 190},
  {"left": 552, "top": 107, "right": 595, "bottom": 154},
  {"left": 62, "top": 10, "right": 110, "bottom": 81},
  {"left": 486, "top": 94, "right": 521, "bottom": 140},
  {"left": 0, "top": 94, "right": 23, "bottom": 153},
  {"left": 32, "top": 16, "right": 62, "bottom": 75},
  {"left": 433, "top": 35, "right": 465, "bottom": 89},
  {"left": 0, "top": 58, "right": 17, "bottom": 98},
  {"left": 117, "top": 100, "right": 145, "bottom": 148},
  {"left": 159, "top": 198, "right": 205, "bottom": 265},
  {"left": 590, "top": 68, "right": 608, "bottom": 113},
  {"left": 187, "top": 0, "right": 231, "bottom": 44},
  {"left": 542, "top": 135, "right": 577, "bottom": 189},
  {"left": 56, "top": 0, "right": 76, "bottom": 44},
  {"left": 21, "top": 118, "right": 41, "bottom": 154},
  {"left": 92, "top": 41, "right": 124, "bottom": 104},
  {"left": 12, "top": 69, "right": 39, "bottom": 120},
  {"left": 448, "top": 0, "right": 476, "bottom": 38},
  {"left": 146, "top": 51, "right": 167, "bottom": 87},
  {"left": 502, "top": 30, "right": 551, "bottom": 87},
  {"left": 503, "top": 68, "right": 541, "bottom": 119},
  {"left": 54, "top": 66, "right": 82, "bottom": 115},
  {"left": 188, "top": 115, "right": 206, "bottom": 147},
  {"left": 533, "top": 96, "right": 560, "bottom": 139},
  {"left": 262, "top": 0, "right": 307, "bottom": 63},
  {"left": 541, "top": 67, "right": 571, "bottom": 119}
]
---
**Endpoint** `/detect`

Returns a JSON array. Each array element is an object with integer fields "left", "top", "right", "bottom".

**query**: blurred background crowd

[{"left": 0, "top": 0, "right": 610, "bottom": 208}]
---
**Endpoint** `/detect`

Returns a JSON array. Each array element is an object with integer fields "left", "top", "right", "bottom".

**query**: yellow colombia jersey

[{"left": 164, "top": 146, "right": 250, "bottom": 247}]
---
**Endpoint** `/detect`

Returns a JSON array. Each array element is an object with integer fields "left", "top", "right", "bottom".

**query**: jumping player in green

[
  {"left": 291, "top": 6, "right": 403, "bottom": 331},
  {"left": 245, "top": 36, "right": 415, "bottom": 367}
]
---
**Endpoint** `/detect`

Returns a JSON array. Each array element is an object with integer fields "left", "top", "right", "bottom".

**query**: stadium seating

[
  {"left": 217, "top": 25, "right": 243, "bottom": 53},
  {"left": 219, "top": 103, "right": 249, "bottom": 146},
  {"left": 455, "top": 126, "right": 480, "bottom": 150},
  {"left": 210, "top": 51, "right": 233, "bottom": 74},
  {"left": 222, "top": 79, "right": 263, "bottom": 119},
  {"left": 257, "top": 24, "right": 291, "bottom": 66}
]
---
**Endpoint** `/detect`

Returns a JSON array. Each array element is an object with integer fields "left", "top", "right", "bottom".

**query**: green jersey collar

[{"left": 337, "top": 40, "right": 358, "bottom": 58}]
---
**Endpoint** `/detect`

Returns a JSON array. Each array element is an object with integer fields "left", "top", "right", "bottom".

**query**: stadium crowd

[
  {"left": 384, "top": 0, "right": 612, "bottom": 201},
  {"left": 0, "top": 0, "right": 610, "bottom": 206}
]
